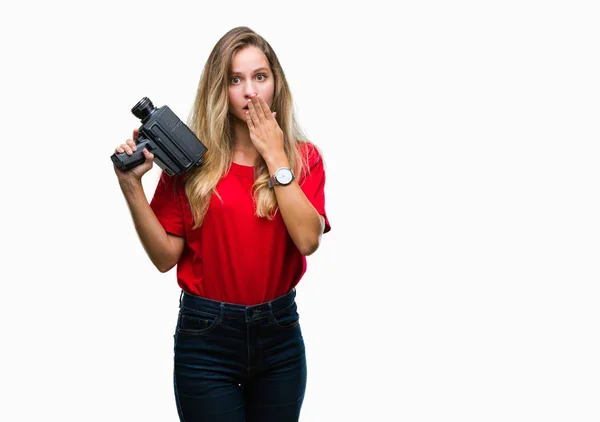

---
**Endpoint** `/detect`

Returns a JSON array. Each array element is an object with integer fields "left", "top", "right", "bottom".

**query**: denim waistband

[{"left": 179, "top": 288, "right": 296, "bottom": 323}]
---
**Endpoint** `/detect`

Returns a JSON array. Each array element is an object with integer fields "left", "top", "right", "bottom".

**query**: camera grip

[{"left": 111, "top": 139, "right": 153, "bottom": 172}]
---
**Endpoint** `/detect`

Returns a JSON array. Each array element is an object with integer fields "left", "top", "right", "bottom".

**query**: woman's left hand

[{"left": 245, "top": 94, "right": 285, "bottom": 162}]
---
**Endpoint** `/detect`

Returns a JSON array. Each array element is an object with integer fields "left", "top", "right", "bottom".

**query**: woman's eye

[
  {"left": 230, "top": 77, "right": 240, "bottom": 84},
  {"left": 256, "top": 74, "right": 266, "bottom": 81}
]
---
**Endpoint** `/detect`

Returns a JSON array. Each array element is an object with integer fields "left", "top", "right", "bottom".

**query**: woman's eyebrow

[{"left": 230, "top": 67, "right": 270, "bottom": 75}]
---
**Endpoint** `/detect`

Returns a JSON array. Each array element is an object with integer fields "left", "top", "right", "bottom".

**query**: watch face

[{"left": 275, "top": 168, "right": 294, "bottom": 185}]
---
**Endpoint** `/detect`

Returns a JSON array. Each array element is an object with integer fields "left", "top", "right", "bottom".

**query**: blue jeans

[{"left": 173, "top": 288, "right": 307, "bottom": 421}]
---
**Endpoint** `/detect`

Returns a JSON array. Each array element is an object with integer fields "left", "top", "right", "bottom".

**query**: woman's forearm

[
  {"left": 119, "top": 179, "right": 183, "bottom": 272},
  {"left": 265, "top": 156, "right": 324, "bottom": 255},
  {"left": 274, "top": 183, "right": 324, "bottom": 255}
]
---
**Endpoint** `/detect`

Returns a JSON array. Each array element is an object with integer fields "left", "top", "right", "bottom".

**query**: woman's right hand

[{"left": 113, "top": 128, "right": 155, "bottom": 184}]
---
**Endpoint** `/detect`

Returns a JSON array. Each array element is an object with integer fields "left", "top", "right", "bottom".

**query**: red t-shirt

[{"left": 149, "top": 142, "right": 331, "bottom": 305}]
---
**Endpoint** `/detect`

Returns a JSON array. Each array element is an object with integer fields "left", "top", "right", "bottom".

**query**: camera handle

[{"left": 111, "top": 137, "right": 156, "bottom": 172}]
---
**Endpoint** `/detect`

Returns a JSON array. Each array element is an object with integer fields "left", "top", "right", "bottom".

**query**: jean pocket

[
  {"left": 270, "top": 302, "right": 300, "bottom": 329},
  {"left": 177, "top": 308, "right": 220, "bottom": 335}
]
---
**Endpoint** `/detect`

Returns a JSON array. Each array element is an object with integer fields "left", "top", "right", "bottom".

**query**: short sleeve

[
  {"left": 149, "top": 171, "right": 185, "bottom": 237},
  {"left": 299, "top": 143, "right": 331, "bottom": 233}
]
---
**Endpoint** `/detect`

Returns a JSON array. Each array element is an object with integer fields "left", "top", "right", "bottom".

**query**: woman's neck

[{"left": 232, "top": 119, "right": 259, "bottom": 165}]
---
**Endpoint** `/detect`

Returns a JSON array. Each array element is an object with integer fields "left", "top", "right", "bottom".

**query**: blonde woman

[{"left": 113, "top": 26, "right": 330, "bottom": 421}]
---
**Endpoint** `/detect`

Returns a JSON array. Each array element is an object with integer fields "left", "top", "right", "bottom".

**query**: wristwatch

[{"left": 268, "top": 167, "right": 295, "bottom": 188}]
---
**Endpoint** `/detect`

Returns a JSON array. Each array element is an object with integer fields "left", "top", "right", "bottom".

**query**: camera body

[{"left": 111, "top": 97, "right": 208, "bottom": 176}]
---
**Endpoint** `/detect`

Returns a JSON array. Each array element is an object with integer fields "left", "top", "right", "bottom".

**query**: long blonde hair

[{"left": 184, "top": 26, "right": 310, "bottom": 229}]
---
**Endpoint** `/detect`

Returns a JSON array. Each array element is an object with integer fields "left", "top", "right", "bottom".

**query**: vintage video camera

[{"left": 111, "top": 97, "right": 208, "bottom": 176}]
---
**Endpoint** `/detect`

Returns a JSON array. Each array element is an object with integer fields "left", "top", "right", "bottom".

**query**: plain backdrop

[{"left": 1, "top": 0, "right": 599, "bottom": 421}]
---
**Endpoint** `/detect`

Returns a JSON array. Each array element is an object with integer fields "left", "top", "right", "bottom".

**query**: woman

[{"left": 113, "top": 26, "right": 330, "bottom": 421}]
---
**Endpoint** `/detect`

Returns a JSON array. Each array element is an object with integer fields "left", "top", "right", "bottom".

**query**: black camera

[{"left": 111, "top": 97, "right": 208, "bottom": 176}]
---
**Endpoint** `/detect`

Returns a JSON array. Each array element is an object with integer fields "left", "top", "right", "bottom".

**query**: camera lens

[{"left": 131, "top": 97, "right": 156, "bottom": 121}]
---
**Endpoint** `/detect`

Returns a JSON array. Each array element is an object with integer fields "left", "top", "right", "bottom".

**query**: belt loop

[
  {"left": 220, "top": 303, "right": 225, "bottom": 323},
  {"left": 179, "top": 290, "right": 183, "bottom": 307}
]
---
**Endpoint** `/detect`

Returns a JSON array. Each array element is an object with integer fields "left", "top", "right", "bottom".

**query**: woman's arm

[
  {"left": 264, "top": 157, "right": 325, "bottom": 256},
  {"left": 119, "top": 179, "right": 185, "bottom": 272},
  {"left": 246, "top": 94, "right": 328, "bottom": 255}
]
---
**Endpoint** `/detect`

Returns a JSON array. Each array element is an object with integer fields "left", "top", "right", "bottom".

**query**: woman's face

[{"left": 228, "top": 46, "right": 275, "bottom": 121}]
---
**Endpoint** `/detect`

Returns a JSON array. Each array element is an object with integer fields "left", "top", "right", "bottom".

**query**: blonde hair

[{"left": 183, "top": 26, "right": 310, "bottom": 229}]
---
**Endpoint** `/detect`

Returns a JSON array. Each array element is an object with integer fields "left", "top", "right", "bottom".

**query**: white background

[{"left": 1, "top": 0, "right": 599, "bottom": 421}]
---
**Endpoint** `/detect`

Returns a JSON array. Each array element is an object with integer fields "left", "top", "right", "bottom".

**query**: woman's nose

[{"left": 244, "top": 82, "right": 257, "bottom": 98}]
